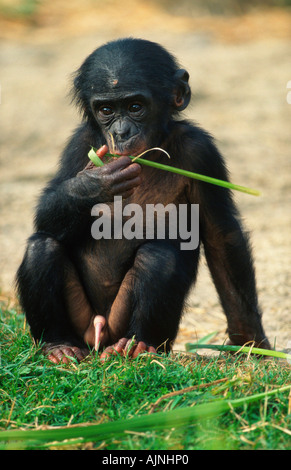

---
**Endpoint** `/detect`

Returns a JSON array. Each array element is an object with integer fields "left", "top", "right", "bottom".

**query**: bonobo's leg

[
  {"left": 100, "top": 241, "right": 199, "bottom": 360},
  {"left": 16, "top": 233, "right": 90, "bottom": 364},
  {"left": 203, "top": 228, "right": 271, "bottom": 349},
  {"left": 97, "top": 266, "right": 158, "bottom": 361}
]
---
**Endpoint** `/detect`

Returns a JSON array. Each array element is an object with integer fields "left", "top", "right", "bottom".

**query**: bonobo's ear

[{"left": 173, "top": 69, "right": 191, "bottom": 111}]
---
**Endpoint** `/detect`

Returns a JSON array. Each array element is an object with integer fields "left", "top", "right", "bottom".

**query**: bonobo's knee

[
  {"left": 16, "top": 232, "right": 68, "bottom": 341},
  {"left": 24, "top": 233, "right": 63, "bottom": 267},
  {"left": 135, "top": 242, "right": 178, "bottom": 276},
  {"left": 135, "top": 241, "right": 194, "bottom": 290},
  {"left": 16, "top": 233, "right": 64, "bottom": 293}
]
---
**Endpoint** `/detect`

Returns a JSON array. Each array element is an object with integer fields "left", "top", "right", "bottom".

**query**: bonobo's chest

[
  {"left": 89, "top": 164, "right": 193, "bottom": 247},
  {"left": 79, "top": 161, "right": 196, "bottom": 289},
  {"left": 127, "top": 163, "right": 190, "bottom": 206}
]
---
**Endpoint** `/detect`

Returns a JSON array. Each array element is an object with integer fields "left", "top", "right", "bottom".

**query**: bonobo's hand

[{"left": 75, "top": 145, "right": 142, "bottom": 203}]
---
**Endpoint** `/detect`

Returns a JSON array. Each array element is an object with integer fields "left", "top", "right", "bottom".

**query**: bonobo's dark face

[{"left": 91, "top": 90, "right": 157, "bottom": 157}]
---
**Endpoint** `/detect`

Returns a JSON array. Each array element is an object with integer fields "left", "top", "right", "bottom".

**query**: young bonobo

[{"left": 16, "top": 38, "right": 270, "bottom": 364}]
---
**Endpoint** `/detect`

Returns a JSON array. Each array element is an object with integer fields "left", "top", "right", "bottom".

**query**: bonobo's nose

[{"left": 112, "top": 120, "right": 132, "bottom": 142}]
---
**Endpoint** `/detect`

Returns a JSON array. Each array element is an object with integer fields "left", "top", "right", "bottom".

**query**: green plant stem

[
  {"left": 185, "top": 343, "right": 291, "bottom": 361},
  {"left": 126, "top": 155, "right": 260, "bottom": 196},
  {"left": 1, "top": 385, "right": 289, "bottom": 447},
  {"left": 88, "top": 148, "right": 260, "bottom": 196}
]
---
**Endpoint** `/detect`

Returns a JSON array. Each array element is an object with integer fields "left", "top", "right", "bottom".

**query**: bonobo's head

[{"left": 72, "top": 38, "right": 191, "bottom": 156}]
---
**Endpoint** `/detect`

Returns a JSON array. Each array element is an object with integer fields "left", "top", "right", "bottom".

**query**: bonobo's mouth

[
  {"left": 107, "top": 135, "right": 146, "bottom": 158},
  {"left": 113, "top": 148, "right": 145, "bottom": 157}
]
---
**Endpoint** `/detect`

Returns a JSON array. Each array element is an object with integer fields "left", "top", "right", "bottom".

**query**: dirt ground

[{"left": 0, "top": 1, "right": 290, "bottom": 352}]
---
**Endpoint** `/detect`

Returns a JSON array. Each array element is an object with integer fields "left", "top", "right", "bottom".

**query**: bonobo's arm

[
  {"left": 35, "top": 127, "right": 141, "bottom": 243},
  {"left": 185, "top": 128, "right": 270, "bottom": 347}
]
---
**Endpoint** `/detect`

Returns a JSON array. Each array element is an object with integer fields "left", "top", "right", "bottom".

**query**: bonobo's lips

[
  {"left": 107, "top": 136, "right": 146, "bottom": 157},
  {"left": 113, "top": 148, "right": 145, "bottom": 157}
]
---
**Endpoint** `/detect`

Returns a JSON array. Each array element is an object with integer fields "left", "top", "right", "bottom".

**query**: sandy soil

[{"left": 0, "top": 1, "right": 290, "bottom": 352}]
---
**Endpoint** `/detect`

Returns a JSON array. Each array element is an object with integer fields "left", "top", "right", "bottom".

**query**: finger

[
  {"left": 113, "top": 338, "right": 129, "bottom": 353},
  {"left": 96, "top": 144, "right": 109, "bottom": 158},
  {"left": 47, "top": 352, "right": 61, "bottom": 364},
  {"left": 71, "top": 346, "right": 89, "bottom": 361},
  {"left": 100, "top": 338, "right": 128, "bottom": 361},
  {"left": 124, "top": 338, "right": 137, "bottom": 356},
  {"left": 102, "top": 155, "right": 133, "bottom": 173},
  {"left": 46, "top": 347, "right": 69, "bottom": 364},
  {"left": 131, "top": 341, "right": 147, "bottom": 358},
  {"left": 113, "top": 175, "right": 142, "bottom": 196},
  {"left": 118, "top": 162, "right": 142, "bottom": 181},
  {"left": 99, "top": 347, "right": 114, "bottom": 361},
  {"left": 60, "top": 346, "right": 82, "bottom": 364}
]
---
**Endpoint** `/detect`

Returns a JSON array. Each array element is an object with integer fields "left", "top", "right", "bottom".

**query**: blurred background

[{"left": 0, "top": 0, "right": 290, "bottom": 351}]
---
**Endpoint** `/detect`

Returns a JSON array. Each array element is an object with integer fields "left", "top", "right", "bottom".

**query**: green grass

[
  {"left": 0, "top": 301, "right": 290, "bottom": 450},
  {"left": 0, "top": 0, "right": 40, "bottom": 18}
]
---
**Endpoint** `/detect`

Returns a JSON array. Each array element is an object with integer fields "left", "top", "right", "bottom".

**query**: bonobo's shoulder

[
  {"left": 171, "top": 120, "right": 227, "bottom": 177},
  {"left": 172, "top": 120, "right": 216, "bottom": 148}
]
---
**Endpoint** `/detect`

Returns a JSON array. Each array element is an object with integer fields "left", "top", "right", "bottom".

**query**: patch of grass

[
  {"left": 0, "top": 0, "right": 40, "bottom": 19},
  {"left": 0, "top": 301, "right": 290, "bottom": 450}
]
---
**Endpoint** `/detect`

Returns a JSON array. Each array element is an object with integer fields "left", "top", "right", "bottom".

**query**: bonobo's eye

[
  {"left": 99, "top": 105, "right": 114, "bottom": 117},
  {"left": 128, "top": 102, "right": 143, "bottom": 114}
]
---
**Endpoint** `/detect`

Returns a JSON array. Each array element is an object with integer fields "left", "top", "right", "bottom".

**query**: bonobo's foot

[
  {"left": 100, "top": 338, "right": 157, "bottom": 362},
  {"left": 43, "top": 342, "right": 90, "bottom": 364}
]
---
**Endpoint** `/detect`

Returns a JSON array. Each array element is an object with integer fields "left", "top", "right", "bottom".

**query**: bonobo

[{"left": 16, "top": 38, "right": 270, "bottom": 363}]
